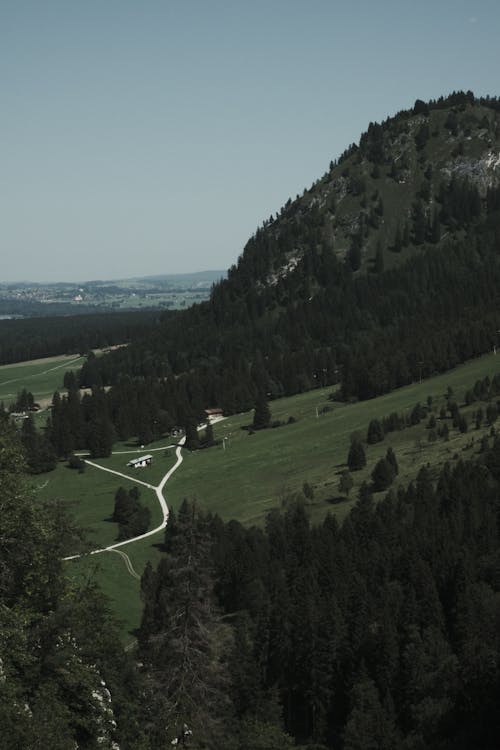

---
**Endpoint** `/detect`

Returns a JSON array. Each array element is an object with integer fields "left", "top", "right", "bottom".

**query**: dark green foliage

[
  {"left": 413, "top": 98, "right": 430, "bottom": 115},
  {"left": 9, "top": 388, "right": 34, "bottom": 412},
  {"left": 0, "top": 310, "right": 158, "bottom": 366},
  {"left": 63, "top": 370, "right": 77, "bottom": 390},
  {"left": 348, "top": 439, "right": 366, "bottom": 471},
  {"left": 414, "top": 122, "right": 430, "bottom": 150},
  {"left": 86, "top": 412, "right": 114, "bottom": 458},
  {"left": 382, "top": 412, "right": 405, "bottom": 433},
  {"left": 20, "top": 414, "right": 56, "bottom": 473},
  {"left": 343, "top": 674, "right": 399, "bottom": 749},
  {"left": 138, "top": 500, "right": 233, "bottom": 747},
  {"left": 410, "top": 402, "right": 426, "bottom": 425},
  {"left": 486, "top": 402, "right": 498, "bottom": 425},
  {"left": 253, "top": 393, "right": 271, "bottom": 430},
  {"left": 184, "top": 418, "right": 200, "bottom": 450},
  {"left": 367, "top": 418, "right": 384, "bottom": 444},
  {"left": 205, "top": 451, "right": 500, "bottom": 748},
  {"left": 0, "top": 416, "right": 146, "bottom": 748},
  {"left": 371, "top": 457, "right": 395, "bottom": 491},
  {"left": 112, "top": 485, "right": 150, "bottom": 540},
  {"left": 339, "top": 470, "right": 354, "bottom": 496},
  {"left": 67, "top": 453, "right": 86, "bottom": 472}
]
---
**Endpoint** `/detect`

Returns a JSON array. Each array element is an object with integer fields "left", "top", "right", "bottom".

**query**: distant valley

[{"left": 0, "top": 269, "right": 225, "bottom": 317}]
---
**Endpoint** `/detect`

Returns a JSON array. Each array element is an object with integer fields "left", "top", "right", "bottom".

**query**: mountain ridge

[{"left": 80, "top": 91, "right": 500, "bottom": 426}]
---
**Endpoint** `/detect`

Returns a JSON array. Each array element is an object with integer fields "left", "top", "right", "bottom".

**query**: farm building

[
  {"left": 127, "top": 454, "right": 153, "bottom": 469},
  {"left": 205, "top": 407, "right": 224, "bottom": 421}
]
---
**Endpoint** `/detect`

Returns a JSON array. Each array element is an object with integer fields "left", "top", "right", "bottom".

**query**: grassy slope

[
  {"left": 165, "top": 350, "right": 500, "bottom": 524},
  {"left": 37, "top": 445, "right": 178, "bottom": 639},
  {"left": 33, "top": 350, "right": 500, "bottom": 640},
  {"left": 0, "top": 354, "right": 85, "bottom": 407}
]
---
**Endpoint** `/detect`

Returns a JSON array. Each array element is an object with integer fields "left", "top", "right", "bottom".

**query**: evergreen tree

[
  {"left": 21, "top": 414, "right": 56, "bottom": 474},
  {"left": 139, "top": 500, "right": 233, "bottom": 747},
  {"left": 185, "top": 417, "right": 200, "bottom": 450},
  {"left": 371, "top": 458, "right": 395, "bottom": 491},
  {"left": 0, "top": 415, "right": 143, "bottom": 748},
  {"left": 253, "top": 393, "right": 271, "bottom": 430},
  {"left": 348, "top": 439, "right": 366, "bottom": 471},
  {"left": 367, "top": 419, "right": 384, "bottom": 444},
  {"left": 112, "top": 486, "right": 150, "bottom": 540}
]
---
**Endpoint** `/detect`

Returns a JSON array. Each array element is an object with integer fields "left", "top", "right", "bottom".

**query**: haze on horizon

[{"left": 2, "top": 0, "right": 500, "bottom": 284}]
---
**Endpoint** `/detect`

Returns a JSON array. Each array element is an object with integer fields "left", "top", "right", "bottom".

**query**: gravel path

[{"left": 63, "top": 437, "right": 185, "bottom": 562}]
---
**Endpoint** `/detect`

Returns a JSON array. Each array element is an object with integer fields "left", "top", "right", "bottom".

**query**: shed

[{"left": 127, "top": 454, "right": 153, "bottom": 468}]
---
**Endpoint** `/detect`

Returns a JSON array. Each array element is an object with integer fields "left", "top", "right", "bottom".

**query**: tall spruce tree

[
  {"left": 139, "top": 500, "right": 233, "bottom": 747},
  {"left": 253, "top": 392, "right": 271, "bottom": 430},
  {"left": 348, "top": 439, "right": 366, "bottom": 471}
]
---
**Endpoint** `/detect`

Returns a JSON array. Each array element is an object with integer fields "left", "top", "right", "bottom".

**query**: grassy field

[
  {"left": 164, "top": 350, "right": 500, "bottom": 524},
  {"left": 64, "top": 532, "right": 165, "bottom": 643},
  {"left": 32, "top": 349, "right": 500, "bottom": 641},
  {"left": 0, "top": 354, "right": 85, "bottom": 407},
  {"left": 37, "top": 455, "right": 170, "bottom": 548}
]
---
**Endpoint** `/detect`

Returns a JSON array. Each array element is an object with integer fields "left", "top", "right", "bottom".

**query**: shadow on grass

[{"left": 325, "top": 495, "right": 351, "bottom": 505}]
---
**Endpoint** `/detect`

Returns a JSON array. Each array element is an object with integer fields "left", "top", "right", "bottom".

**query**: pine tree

[
  {"left": 253, "top": 392, "right": 271, "bottom": 430},
  {"left": 21, "top": 414, "right": 56, "bottom": 474},
  {"left": 139, "top": 501, "right": 233, "bottom": 747},
  {"left": 0, "top": 414, "right": 139, "bottom": 748},
  {"left": 371, "top": 458, "right": 395, "bottom": 491},
  {"left": 348, "top": 440, "right": 366, "bottom": 471},
  {"left": 367, "top": 419, "right": 384, "bottom": 444},
  {"left": 184, "top": 417, "right": 200, "bottom": 450}
]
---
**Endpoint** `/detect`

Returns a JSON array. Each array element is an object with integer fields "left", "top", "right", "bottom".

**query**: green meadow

[
  {"left": 165, "top": 350, "right": 500, "bottom": 524},
  {"left": 0, "top": 354, "right": 85, "bottom": 407},
  {"left": 32, "top": 349, "right": 500, "bottom": 640}
]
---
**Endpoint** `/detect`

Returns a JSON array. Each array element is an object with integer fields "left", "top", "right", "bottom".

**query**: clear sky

[{"left": 2, "top": 0, "right": 500, "bottom": 282}]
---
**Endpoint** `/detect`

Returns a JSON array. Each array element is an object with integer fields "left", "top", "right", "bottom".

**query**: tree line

[{"left": 0, "top": 309, "right": 161, "bottom": 365}]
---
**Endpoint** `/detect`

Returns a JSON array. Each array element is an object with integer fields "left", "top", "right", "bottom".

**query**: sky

[{"left": 2, "top": 0, "right": 500, "bottom": 283}]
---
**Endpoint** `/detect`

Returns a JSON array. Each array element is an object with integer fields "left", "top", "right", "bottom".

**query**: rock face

[
  {"left": 443, "top": 151, "right": 500, "bottom": 194},
  {"left": 232, "top": 92, "right": 500, "bottom": 286}
]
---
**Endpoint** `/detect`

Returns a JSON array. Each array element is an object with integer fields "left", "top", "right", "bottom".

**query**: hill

[{"left": 75, "top": 92, "right": 500, "bottom": 443}]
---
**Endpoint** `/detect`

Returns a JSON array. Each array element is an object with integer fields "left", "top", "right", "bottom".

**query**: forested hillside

[
  {"left": 72, "top": 92, "right": 500, "bottom": 446},
  {"left": 4, "top": 410, "right": 500, "bottom": 748}
]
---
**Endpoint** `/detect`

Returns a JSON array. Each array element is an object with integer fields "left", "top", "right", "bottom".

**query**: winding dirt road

[{"left": 63, "top": 437, "right": 186, "bottom": 563}]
